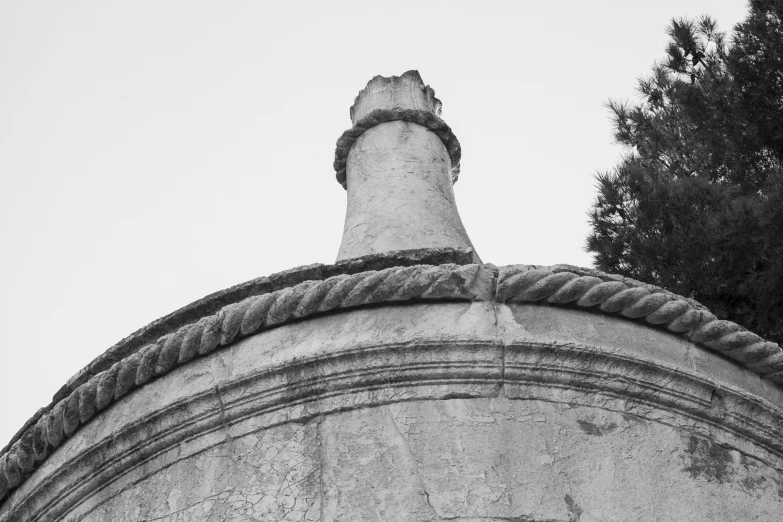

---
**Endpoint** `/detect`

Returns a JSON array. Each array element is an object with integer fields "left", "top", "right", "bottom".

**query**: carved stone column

[{"left": 334, "top": 70, "right": 479, "bottom": 262}]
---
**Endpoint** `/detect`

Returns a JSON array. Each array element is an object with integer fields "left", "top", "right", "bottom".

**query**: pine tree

[{"left": 587, "top": 0, "right": 783, "bottom": 343}]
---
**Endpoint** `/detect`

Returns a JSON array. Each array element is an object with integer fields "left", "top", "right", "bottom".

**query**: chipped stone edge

[
  {"left": 332, "top": 108, "right": 462, "bottom": 189},
  {"left": 348, "top": 70, "right": 442, "bottom": 123},
  {"left": 2, "top": 256, "right": 783, "bottom": 502}
]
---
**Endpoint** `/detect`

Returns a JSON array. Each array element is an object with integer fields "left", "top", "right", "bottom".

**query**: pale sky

[{"left": 0, "top": 1, "right": 750, "bottom": 446}]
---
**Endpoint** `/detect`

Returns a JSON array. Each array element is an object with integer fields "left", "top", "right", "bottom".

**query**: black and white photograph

[{"left": 1, "top": 1, "right": 781, "bottom": 520}]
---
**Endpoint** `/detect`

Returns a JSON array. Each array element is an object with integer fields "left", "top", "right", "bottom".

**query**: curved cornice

[
  {"left": 2, "top": 252, "right": 782, "bottom": 503},
  {"left": 5, "top": 328, "right": 783, "bottom": 521},
  {"left": 496, "top": 264, "right": 783, "bottom": 381},
  {"left": 41, "top": 248, "right": 477, "bottom": 424},
  {"left": 0, "top": 261, "right": 490, "bottom": 501}
]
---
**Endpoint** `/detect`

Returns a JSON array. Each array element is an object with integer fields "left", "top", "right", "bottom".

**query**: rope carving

[
  {"left": 496, "top": 265, "right": 783, "bottom": 382},
  {"left": 0, "top": 263, "right": 483, "bottom": 500},
  {"left": 3, "top": 261, "right": 783, "bottom": 501},
  {"left": 333, "top": 108, "right": 462, "bottom": 189}
]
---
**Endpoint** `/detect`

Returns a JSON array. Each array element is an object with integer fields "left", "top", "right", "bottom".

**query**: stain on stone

[
  {"left": 709, "top": 389, "right": 727, "bottom": 411},
  {"left": 742, "top": 475, "right": 767, "bottom": 491},
  {"left": 576, "top": 419, "right": 617, "bottom": 436},
  {"left": 771, "top": 476, "right": 783, "bottom": 499},
  {"left": 510, "top": 305, "right": 529, "bottom": 330},
  {"left": 564, "top": 493, "right": 582, "bottom": 522},
  {"left": 182, "top": 369, "right": 211, "bottom": 385},
  {"left": 682, "top": 435, "right": 734, "bottom": 483}
]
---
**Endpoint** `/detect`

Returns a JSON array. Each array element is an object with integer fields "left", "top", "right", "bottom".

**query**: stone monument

[{"left": 1, "top": 71, "right": 782, "bottom": 521}]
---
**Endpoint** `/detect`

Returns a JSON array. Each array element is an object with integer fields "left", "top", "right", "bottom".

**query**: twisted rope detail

[
  {"left": 333, "top": 108, "right": 462, "bottom": 189},
  {"left": 4, "top": 262, "right": 783, "bottom": 501},
  {"left": 496, "top": 266, "right": 783, "bottom": 382},
  {"left": 0, "top": 264, "right": 482, "bottom": 499}
]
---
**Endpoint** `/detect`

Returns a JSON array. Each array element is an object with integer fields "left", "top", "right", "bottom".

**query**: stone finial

[
  {"left": 349, "top": 70, "right": 442, "bottom": 124},
  {"left": 335, "top": 71, "right": 479, "bottom": 263}
]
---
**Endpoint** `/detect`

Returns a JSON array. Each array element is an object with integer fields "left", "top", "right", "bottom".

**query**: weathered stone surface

[
  {"left": 0, "top": 302, "right": 503, "bottom": 521},
  {"left": 496, "top": 264, "right": 783, "bottom": 380},
  {"left": 333, "top": 108, "right": 462, "bottom": 189},
  {"left": 1, "top": 252, "right": 480, "bottom": 458},
  {"left": 320, "top": 406, "right": 439, "bottom": 521},
  {"left": 28, "top": 249, "right": 474, "bottom": 419},
  {"left": 337, "top": 121, "right": 476, "bottom": 261},
  {"left": 9, "top": 257, "right": 782, "bottom": 499},
  {"left": 380, "top": 398, "right": 783, "bottom": 521},
  {"left": 330, "top": 247, "right": 475, "bottom": 275},
  {"left": 336, "top": 71, "right": 476, "bottom": 262},
  {"left": 6, "top": 70, "right": 783, "bottom": 521},
  {"left": 349, "top": 70, "right": 441, "bottom": 125},
  {"left": 80, "top": 419, "right": 321, "bottom": 522},
  {"left": 3, "top": 301, "right": 783, "bottom": 521},
  {"left": 20, "top": 398, "right": 783, "bottom": 522}
]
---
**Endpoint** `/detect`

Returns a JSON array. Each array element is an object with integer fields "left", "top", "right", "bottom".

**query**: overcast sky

[{"left": 0, "top": 1, "right": 750, "bottom": 446}]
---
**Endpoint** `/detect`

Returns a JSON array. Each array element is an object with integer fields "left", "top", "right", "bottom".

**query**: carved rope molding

[
  {"left": 332, "top": 108, "right": 462, "bottom": 189},
  {"left": 3, "top": 261, "right": 783, "bottom": 502},
  {"left": 495, "top": 265, "right": 783, "bottom": 383},
  {"left": 0, "top": 263, "right": 485, "bottom": 501}
]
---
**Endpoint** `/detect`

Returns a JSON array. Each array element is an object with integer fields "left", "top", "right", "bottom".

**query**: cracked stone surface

[
  {"left": 70, "top": 398, "right": 783, "bottom": 522},
  {"left": 384, "top": 398, "right": 783, "bottom": 521},
  {"left": 5, "top": 69, "right": 783, "bottom": 521},
  {"left": 81, "top": 420, "right": 320, "bottom": 522},
  {"left": 318, "top": 399, "right": 783, "bottom": 521},
  {"left": 320, "top": 406, "right": 438, "bottom": 521},
  {"left": 5, "top": 302, "right": 783, "bottom": 521}
]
